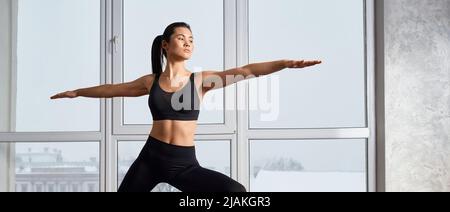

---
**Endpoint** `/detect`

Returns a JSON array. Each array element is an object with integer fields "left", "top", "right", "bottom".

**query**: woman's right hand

[{"left": 50, "top": 91, "right": 78, "bottom": 99}]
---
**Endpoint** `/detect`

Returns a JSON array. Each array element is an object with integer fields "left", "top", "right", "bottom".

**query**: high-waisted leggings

[{"left": 118, "top": 135, "right": 246, "bottom": 192}]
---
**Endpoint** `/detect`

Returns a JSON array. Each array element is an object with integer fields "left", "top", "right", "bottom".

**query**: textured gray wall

[{"left": 385, "top": 0, "right": 450, "bottom": 192}]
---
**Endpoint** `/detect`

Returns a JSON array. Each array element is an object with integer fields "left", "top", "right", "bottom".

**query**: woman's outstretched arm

[
  {"left": 244, "top": 60, "right": 322, "bottom": 77},
  {"left": 50, "top": 75, "right": 152, "bottom": 99},
  {"left": 201, "top": 59, "right": 322, "bottom": 93}
]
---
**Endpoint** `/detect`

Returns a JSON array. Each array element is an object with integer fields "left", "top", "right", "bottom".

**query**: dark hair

[{"left": 151, "top": 22, "right": 192, "bottom": 75}]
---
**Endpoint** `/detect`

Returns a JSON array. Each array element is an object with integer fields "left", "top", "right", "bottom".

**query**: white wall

[{"left": 385, "top": 0, "right": 450, "bottom": 192}]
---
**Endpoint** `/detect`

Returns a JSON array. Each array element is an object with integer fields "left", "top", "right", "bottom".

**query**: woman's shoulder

[{"left": 142, "top": 74, "right": 157, "bottom": 93}]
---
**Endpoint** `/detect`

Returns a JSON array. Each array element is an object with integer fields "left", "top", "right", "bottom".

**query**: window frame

[
  {"left": 235, "top": 0, "right": 378, "bottom": 192},
  {"left": 248, "top": 138, "right": 369, "bottom": 192},
  {"left": 0, "top": 0, "right": 107, "bottom": 192},
  {"left": 1, "top": 0, "right": 383, "bottom": 192}
]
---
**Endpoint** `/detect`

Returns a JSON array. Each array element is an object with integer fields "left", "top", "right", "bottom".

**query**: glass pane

[
  {"left": 0, "top": 142, "right": 100, "bottom": 192},
  {"left": 118, "top": 140, "right": 230, "bottom": 192},
  {"left": 248, "top": 0, "right": 366, "bottom": 129},
  {"left": 250, "top": 139, "right": 367, "bottom": 192},
  {"left": 6, "top": 0, "right": 101, "bottom": 132},
  {"left": 123, "top": 0, "right": 225, "bottom": 125}
]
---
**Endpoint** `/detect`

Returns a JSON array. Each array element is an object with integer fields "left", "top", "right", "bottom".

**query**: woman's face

[{"left": 162, "top": 27, "right": 194, "bottom": 61}]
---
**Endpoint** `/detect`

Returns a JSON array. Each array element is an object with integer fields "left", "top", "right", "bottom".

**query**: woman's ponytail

[{"left": 151, "top": 35, "right": 164, "bottom": 75}]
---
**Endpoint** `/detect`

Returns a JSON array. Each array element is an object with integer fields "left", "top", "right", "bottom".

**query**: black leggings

[{"left": 118, "top": 135, "right": 246, "bottom": 192}]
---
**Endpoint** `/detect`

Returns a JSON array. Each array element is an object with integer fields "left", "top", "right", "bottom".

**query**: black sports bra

[{"left": 148, "top": 72, "right": 200, "bottom": 121}]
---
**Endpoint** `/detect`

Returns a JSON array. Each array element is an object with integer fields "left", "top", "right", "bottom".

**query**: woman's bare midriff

[{"left": 149, "top": 120, "right": 198, "bottom": 147}]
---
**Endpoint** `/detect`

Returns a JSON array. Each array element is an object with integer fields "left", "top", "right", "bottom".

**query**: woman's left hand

[{"left": 286, "top": 60, "right": 322, "bottom": 69}]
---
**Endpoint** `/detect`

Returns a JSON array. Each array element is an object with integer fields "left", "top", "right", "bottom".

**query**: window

[
  {"left": 21, "top": 184, "right": 28, "bottom": 192},
  {"left": 36, "top": 184, "right": 43, "bottom": 192},
  {"left": 239, "top": 0, "right": 374, "bottom": 192},
  {"left": 0, "top": 0, "right": 103, "bottom": 192},
  {"left": 250, "top": 139, "right": 367, "bottom": 192},
  {"left": 60, "top": 184, "right": 67, "bottom": 192},
  {"left": 2, "top": 142, "right": 100, "bottom": 192},
  {"left": 1, "top": 0, "right": 376, "bottom": 192},
  {"left": 48, "top": 184, "right": 55, "bottom": 192},
  {"left": 248, "top": 0, "right": 366, "bottom": 129},
  {"left": 9, "top": 0, "right": 102, "bottom": 132},
  {"left": 88, "top": 184, "right": 96, "bottom": 192},
  {"left": 72, "top": 184, "right": 79, "bottom": 192}
]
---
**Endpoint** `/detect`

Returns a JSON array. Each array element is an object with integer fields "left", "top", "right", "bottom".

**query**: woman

[{"left": 51, "top": 22, "right": 322, "bottom": 192}]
